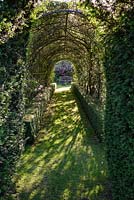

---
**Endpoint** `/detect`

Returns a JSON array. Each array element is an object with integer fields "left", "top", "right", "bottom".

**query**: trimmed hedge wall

[
  {"left": 71, "top": 84, "right": 104, "bottom": 141},
  {"left": 0, "top": 1, "right": 34, "bottom": 198},
  {"left": 104, "top": 16, "right": 134, "bottom": 200},
  {"left": 0, "top": 38, "right": 29, "bottom": 199}
]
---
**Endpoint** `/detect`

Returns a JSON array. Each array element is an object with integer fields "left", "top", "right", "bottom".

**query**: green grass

[{"left": 14, "top": 90, "right": 111, "bottom": 200}]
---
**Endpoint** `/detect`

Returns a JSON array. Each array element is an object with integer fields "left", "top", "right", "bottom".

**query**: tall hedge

[
  {"left": 82, "top": 1, "right": 134, "bottom": 198},
  {"left": 104, "top": 12, "right": 134, "bottom": 200},
  {"left": 0, "top": 1, "right": 34, "bottom": 198}
]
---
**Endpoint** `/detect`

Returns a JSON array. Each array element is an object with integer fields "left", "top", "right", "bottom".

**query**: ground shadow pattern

[{"left": 15, "top": 90, "right": 111, "bottom": 200}]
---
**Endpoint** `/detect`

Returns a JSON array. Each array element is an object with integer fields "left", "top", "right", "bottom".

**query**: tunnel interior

[{"left": 26, "top": 0, "right": 104, "bottom": 103}]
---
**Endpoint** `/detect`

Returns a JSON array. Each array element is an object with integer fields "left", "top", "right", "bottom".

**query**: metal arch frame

[{"left": 28, "top": 35, "right": 89, "bottom": 64}]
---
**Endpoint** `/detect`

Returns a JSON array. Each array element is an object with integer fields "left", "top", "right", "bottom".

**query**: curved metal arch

[
  {"left": 29, "top": 20, "right": 93, "bottom": 56},
  {"left": 30, "top": 44, "right": 86, "bottom": 74},
  {"left": 46, "top": 47, "right": 85, "bottom": 62},
  {"left": 29, "top": 46, "right": 89, "bottom": 81},
  {"left": 29, "top": 7, "right": 93, "bottom": 49},
  {"left": 29, "top": 35, "right": 89, "bottom": 64},
  {"left": 30, "top": 43, "right": 84, "bottom": 72}
]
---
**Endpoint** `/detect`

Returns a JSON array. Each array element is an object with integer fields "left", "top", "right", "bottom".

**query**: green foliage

[
  {"left": 30, "top": 2, "right": 47, "bottom": 21},
  {"left": 0, "top": 1, "right": 34, "bottom": 198},
  {"left": 72, "top": 84, "right": 104, "bottom": 142},
  {"left": 0, "top": 2, "right": 57, "bottom": 197},
  {"left": 104, "top": 17, "right": 134, "bottom": 200},
  {"left": 46, "top": 1, "right": 68, "bottom": 11},
  {"left": 1, "top": 0, "right": 134, "bottom": 199},
  {"left": 0, "top": 64, "right": 26, "bottom": 198}
]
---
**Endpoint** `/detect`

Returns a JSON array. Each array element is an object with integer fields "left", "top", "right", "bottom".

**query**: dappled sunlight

[{"left": 15, "top": 90, "right": 110, "bottom": 200}]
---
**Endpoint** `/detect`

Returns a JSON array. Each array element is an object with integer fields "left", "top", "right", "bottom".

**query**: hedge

[
  {"left": 71, "top": 84, "right": 104, "bottom": 141},
  {"left": 104, "top": 16, "right": 134, "bottom": 200}
]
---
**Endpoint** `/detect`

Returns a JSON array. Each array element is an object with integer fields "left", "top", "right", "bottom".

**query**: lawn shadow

[{"left": 15, "top": 90, "right": 112, "bottom": 200}]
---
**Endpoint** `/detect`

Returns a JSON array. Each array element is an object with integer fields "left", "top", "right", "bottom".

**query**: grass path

[{"left": 15, "top": 90, "right": 111, "bottom": 200}]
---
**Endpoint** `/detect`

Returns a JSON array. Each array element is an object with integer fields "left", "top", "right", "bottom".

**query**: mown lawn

[{"left": 14, "top": 90, "right": 111, "bottom": 200}]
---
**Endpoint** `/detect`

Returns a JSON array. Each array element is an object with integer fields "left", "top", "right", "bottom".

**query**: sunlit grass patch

[{"left": 15, "top": 89, "right": 111, "bottom": 200}]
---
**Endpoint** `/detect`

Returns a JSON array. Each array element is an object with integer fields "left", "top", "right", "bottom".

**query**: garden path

[{"left": 15, "top": 89, "right": 111, "bottom": 200}]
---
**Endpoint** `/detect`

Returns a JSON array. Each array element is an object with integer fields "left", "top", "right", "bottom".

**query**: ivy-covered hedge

[
  {"left": 0, "top": 40, "right": 28, "bottom": 199},
  {"left": 72, "top": 84, "right": 104, "bottom": 141},
  {"left": 104, "top": 13, "right": 134, "bottom": 200},
  {"left": 0, "top": 1, "right": 34, "bottom": 198},
  {"left": 81, "top": 2, "right": 134, "bottom": 199}
]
